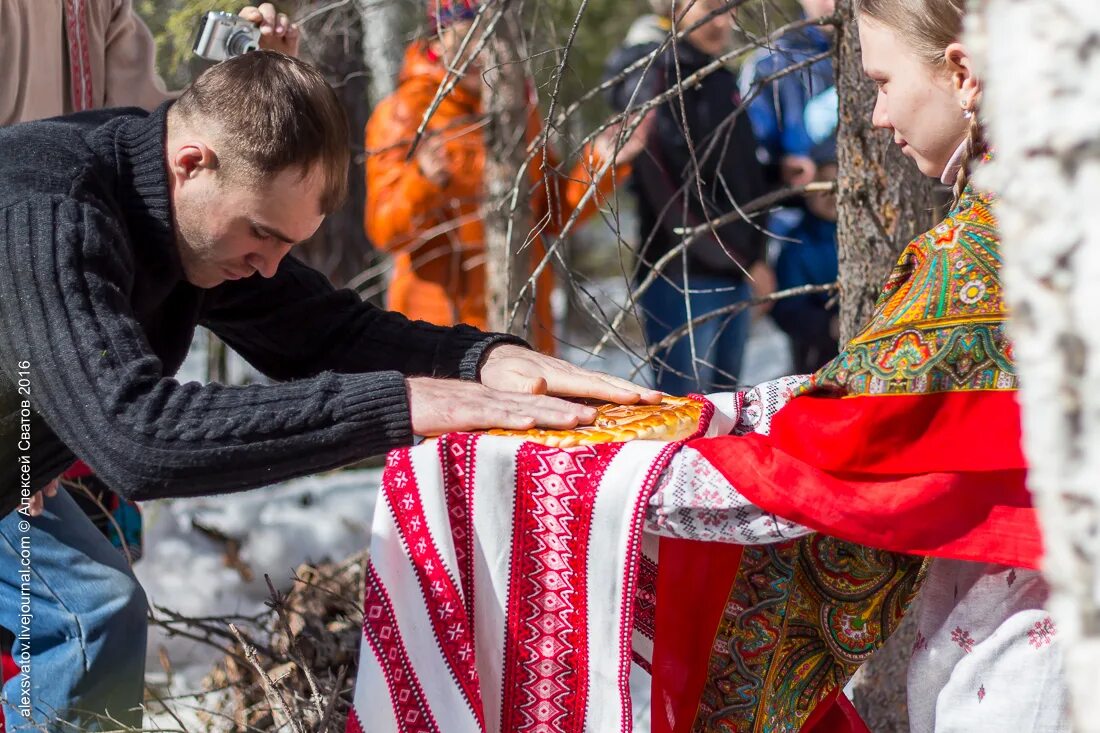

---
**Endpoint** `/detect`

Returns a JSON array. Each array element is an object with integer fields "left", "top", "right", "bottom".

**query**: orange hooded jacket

[{"left": 365, "top": 42, "right": 630, "bottom": 354}]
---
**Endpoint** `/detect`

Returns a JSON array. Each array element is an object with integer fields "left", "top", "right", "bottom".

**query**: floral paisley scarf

[{"left": 652, "top": 185, "right": 1041, "bottom": 733}]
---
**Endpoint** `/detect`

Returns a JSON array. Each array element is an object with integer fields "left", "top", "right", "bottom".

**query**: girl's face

[{"left": 858, "top": 15, "right": 976, "bottom": 177}]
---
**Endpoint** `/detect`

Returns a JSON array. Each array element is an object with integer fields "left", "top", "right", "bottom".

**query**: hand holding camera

[{"left": 194, "top": 3, "right": 300, "bottom": 62}]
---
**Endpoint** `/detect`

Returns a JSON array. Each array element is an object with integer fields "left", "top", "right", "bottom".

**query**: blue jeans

[
  {"left": 0, "top": 489, "right": 147, "bottom": 730},
  {"left": 640, "top": 273, "right": 752, "bottom": 394}
]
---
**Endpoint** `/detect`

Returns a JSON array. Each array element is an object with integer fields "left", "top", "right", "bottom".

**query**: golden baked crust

[{"left": 485, "top": 396, "right": 702, "bottom": 447}]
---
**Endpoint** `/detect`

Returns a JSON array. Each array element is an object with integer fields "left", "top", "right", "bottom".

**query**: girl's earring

[{"left": 961, "top": 100, "right": 973, "bottom": 119}]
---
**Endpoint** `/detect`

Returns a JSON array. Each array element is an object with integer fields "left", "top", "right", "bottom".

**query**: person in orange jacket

[{"left": 365, "top": 0, "right": 649, "bottom": 354}]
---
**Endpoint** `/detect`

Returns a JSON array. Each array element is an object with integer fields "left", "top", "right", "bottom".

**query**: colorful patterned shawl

[{"left": 652, "top": 186, "right": 1041, "bottom": 733}]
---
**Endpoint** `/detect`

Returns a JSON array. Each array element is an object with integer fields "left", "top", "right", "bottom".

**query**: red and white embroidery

[
  {"left": 1027, "top": 617, "right": 1056, "bottom": 649},
  {"left": 634, "top": 554, "right": 658, "bottom": 642},
  {"left": 383, "top": 448, "right": 485, "bottom": 728},
  {"left": 500, "top": 444, "right": 622, "bottom": 733},
  {"left": 63, "top": 0, "right": 95, "bottom": 112},
  {"left": 951, "top": 626, "right": 975, "bottom": 653},
  {"left": 440, "top": 435, "right": 479, "bottom": 624},
  {"left": 361, "top": 564, "right": 442, "bottom": 733},
  {"left": 349, "top": 398, "right": 715, "bottom": 733}
]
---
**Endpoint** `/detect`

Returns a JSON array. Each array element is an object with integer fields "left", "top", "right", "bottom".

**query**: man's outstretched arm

[{"left": 201, "top": 254, "right": 663, "bottom": 404}]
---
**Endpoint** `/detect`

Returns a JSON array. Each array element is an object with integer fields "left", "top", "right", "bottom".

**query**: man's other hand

[
  {"left": 406, "top": 378, "right": 600, "bottom": 436},
  {"left": 480, "top": 344, "right": 663, "bottom": 404},
  {"left": 26, "top": 480, "right": 59, "bottom": 517},
  {"left": 240, "top": 4, "right": 300, "bottom": 58},
  {"left": 780, "top": 154, "right": 817, "bottom": 187}
]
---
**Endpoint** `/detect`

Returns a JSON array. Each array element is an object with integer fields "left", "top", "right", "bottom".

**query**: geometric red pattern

[
  {"left": 383, "top": 448, "right": 485, "bottom": 728},
  {"left": 1027, "top": 618, "right": 1056, "bottom": 649},
  {"left": 500, "top": 443, "right": 623, "bottom": 733},
  {"left": 634, "top": 554, "right": 658, "bottom": 642},
  {"left": 440, "top": 435, "right": 479, "bottom": 625},
  {"left": 361, "top": 562, "right": 442, "bottom": 733},
  {"left": 63, "top": 0, "right": 95, "bottom": 112},
  {"left": 951, "top": 626, "right": 975, "bottom": 654}
]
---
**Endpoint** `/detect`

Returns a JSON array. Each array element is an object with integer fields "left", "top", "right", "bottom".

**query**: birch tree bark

[
  {"left": 834, "top": 1, "right": 935, "bottom": 728},
  {"left": 970, "top": 2, "right": 1100, "bottom": 728},
  {"left": 354, "top": 0, "right": 406, "bottom": 106},
  {"left": 482, "top": 0, "right": 534, "bottom": 337}
]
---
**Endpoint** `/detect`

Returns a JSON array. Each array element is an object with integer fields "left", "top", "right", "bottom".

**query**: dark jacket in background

[
  {"left": 603, "top": 19, "right": 769, "bottom": 280},
  {"left": 771, "top": 213, "right": 839, "bottom": 372},
  {"left": 0, "top": 105, "right": 517, "bottom": 517}
]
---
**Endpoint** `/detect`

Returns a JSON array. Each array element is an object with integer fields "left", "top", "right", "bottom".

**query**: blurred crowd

[{"left": 365, "top": 0, "right": 841, "bottom": 393}]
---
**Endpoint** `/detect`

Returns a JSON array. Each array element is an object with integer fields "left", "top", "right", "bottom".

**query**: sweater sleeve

[
  {"left": 0, "top": 197, "right": 427, "bottom": 501},
  {"left": 199, "top": 254, "right": 524, "bottom": 382}
]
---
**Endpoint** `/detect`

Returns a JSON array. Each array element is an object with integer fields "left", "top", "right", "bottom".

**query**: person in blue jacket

[{"left": 739, "top": 0, "right": 836, "bottom": 189}]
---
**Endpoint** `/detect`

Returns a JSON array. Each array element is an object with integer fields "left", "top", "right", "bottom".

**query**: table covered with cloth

[{"left": 345, "top": 394, "right": 735, "bottom": 733}]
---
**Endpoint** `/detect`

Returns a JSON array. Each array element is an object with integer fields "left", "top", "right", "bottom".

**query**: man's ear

[
  {"left": 944, "top": 41, "right": 981, "bottom": 109},
  {"left": 169, "top": 140, "right": 219, "bottom": 183}
]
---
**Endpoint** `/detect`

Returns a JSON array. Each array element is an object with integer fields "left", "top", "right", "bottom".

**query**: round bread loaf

[{"left": 486, "top": 396, "right": 702, "bottom": 447}]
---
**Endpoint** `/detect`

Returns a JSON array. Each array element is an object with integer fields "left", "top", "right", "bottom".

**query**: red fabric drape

[
  {"left": 1, "top": 650, "right": 18, "bottom": 731},
  {"left": 650, "top": 388, "right": 1040, "bottom": 732},
  {"left": 691, "top": 391, "right": 1041, "bottom": 570},
  {"left": 651, "top": 539, "right": 743, "bottom": 733}
]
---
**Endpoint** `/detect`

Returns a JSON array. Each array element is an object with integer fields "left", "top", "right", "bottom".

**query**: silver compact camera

[{"left": 193, "top": 11, "right": 261, "bottom": 62}]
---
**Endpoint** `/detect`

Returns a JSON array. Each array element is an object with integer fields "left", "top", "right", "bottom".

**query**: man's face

[
  {"left": 680, "top": 0, "right": 737, "bottom": 58},
  {"left": 172, "top": 163, "right": 325, "bottom": 289}
]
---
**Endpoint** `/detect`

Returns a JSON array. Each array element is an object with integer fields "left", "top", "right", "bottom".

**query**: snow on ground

[{"left": 136, "top": 467, "right": 380, "bottom": 725}]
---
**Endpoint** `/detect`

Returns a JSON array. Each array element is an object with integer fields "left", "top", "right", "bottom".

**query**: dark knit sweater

[{"left": 0, "top": 104, "right": 520, "bottom": 518}]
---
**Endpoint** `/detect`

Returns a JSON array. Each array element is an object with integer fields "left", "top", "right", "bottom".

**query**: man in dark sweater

[{"left": 0, "top": 52, "right": 658, "bottom": 728}]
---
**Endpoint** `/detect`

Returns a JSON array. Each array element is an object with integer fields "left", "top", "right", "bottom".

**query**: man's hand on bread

[{"left": 406, "top": 344, "right": 662, "bottom": 437}]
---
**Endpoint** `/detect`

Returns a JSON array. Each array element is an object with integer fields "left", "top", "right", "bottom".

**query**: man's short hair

[{"left": 171, "top": 51, "right": 349, "bottom": 214}]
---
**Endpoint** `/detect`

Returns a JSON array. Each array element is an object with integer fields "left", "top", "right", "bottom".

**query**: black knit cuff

[
  {"left": 433, "top": 324, "right": 529, "bottom": 381},
  {"left": 336, "top": 370, "right": 414, "bottom": 457},
  {"left": 462, "top": 333, "right": 530, "bottom": 381},
  {"left": 463, "top": 333, "right": 531, "bottom": 381}
]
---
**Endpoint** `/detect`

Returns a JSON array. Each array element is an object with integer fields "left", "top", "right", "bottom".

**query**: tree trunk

[
  {"left": 834, "top": 1, "right": 936, "bottom": 728},
  {"left": 971, "top": 2, "right": 1100, "bottom": 729},
  {"left": 482, "top": 2, "right": 534, "bottom": 337},
  {"left": 297, "top": 3, "right": 377, "bottom": 290},
  {"left": 354, "top": 0, "right": 406, "bottom": 106},
  {"left": 834, "top": 0, "right": 936, "bottom": 344}
]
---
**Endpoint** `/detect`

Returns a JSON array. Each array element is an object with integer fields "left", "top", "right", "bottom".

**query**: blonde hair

[{"left": 856, "top": 0, "right": 983, "bottom": 202}]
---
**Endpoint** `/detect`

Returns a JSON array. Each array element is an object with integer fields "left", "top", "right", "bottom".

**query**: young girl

[{"left": 642, "top": 1, "right": 1069, "bottom": 731}]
